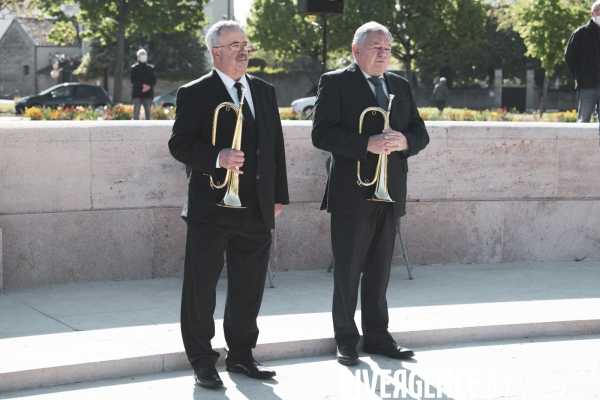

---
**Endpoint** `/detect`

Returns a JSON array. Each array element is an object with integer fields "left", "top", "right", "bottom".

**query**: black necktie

[
  {"left": 234, "top": 82, "right": 255, "bottom": 123},
  {"left": 368, "top": 77, "right": 389, "bottom": 109}
]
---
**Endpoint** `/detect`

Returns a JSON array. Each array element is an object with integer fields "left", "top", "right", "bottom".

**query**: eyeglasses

[
  {"left": 214, "top": 42, "right": 254, "bottom": 52},
  {"left": 594, "top": 8, "right": 600, "bottom": 13}
]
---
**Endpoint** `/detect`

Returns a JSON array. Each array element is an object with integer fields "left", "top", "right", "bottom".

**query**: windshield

[{"left": 39, "top": 85, "right": 65, "bottom": 95}]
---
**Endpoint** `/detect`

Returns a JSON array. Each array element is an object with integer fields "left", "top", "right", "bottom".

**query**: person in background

[
  {"left": 432, "top": 77, "right": 450, "bottom": 113},
  {"left": 130, "top": 49, "right": 157, "bottom": 120},
  {"left": 565, "top": 0, "right": 600, "bottom": 123}
]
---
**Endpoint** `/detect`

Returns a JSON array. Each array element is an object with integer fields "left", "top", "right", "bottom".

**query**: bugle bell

[
  {"left": 356, "top": 94, "right": 395, "bottom": 202},
  {"left": 208, "top": 89, "right": 247, "bottom": 208}
]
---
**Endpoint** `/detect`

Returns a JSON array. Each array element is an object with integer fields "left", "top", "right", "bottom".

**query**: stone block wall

[
  {"left": 0, "top": 121, "right": 598, "bottom": 289},
  {"left": 0, "top": 228, "right": 3, "bottom": 294}
]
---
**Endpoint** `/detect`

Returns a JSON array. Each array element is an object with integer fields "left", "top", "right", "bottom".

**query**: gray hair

[
  {"left": 205, "top": 20, "right": 244, "bottom": 51},
  {"left": 352, "top": 21, "right": 392, "bottom": 47},
  {"left": 440, "top": 77, "right": 446, "bottom": 83},
  {"left": 592, "top": 0, "right": 600, "bottom": 11},
  {"left": 136, "top": 49, "right": 146, "bottom": 56}
]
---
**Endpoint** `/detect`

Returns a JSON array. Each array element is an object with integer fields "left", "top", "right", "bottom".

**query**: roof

[
  {"left": 0, "top": 16, "right": 14, "bottom": 40},
  {"left": 17, "top": 17, "right": 80, "bottom": 47}
]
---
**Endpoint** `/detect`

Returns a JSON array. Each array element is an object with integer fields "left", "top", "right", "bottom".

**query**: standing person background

[
  {"left": 168, "top": 21, "right": 289, "bottom": 389},
  {"left": 565, "top": 0, "right": 600, "bottom": 123},
  {"left": 312, "top": 21, "right": 429, "bottom": 366},
  {"left": 130, "top": 49, "right": 157, "bottom": 120},
  {"left": 432, "top": 77, "right": 450, "bottom": 113}
]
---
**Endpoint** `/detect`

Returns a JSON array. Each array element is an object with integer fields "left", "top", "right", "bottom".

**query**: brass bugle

[
  {"left": 356, "top": 94, "right": 395, "bottom": 202},
  {"left": 208, "top": 88, "right": 246, "bottom": 208}
]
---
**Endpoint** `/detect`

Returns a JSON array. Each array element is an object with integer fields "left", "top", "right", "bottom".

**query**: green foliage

[
  {"left": 247, "top": 0, "right": 487, "bottom": 80},
  {"left": 33, "top": 0, "right": 209, "bottom": 100},
  {"left": 75, "top": 30, "right": 208, "bottom": 81},
  {"left": 417, "top": 5, "right": 541, "bottom": 87},
  {"left": 335, "top": 0, "right": 487, "bottom": 70},
  {"left": 497, "top": 0, "right": 588, "bottom": 74},
  {"left": 247, "top": 0, "right": 323, "bottom": 72}
]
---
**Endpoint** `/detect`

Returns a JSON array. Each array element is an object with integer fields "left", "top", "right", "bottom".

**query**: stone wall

[
  {"left": 0, "top": 22, "right": 35, "bottom": 97},
  {"left": 0, "top": 121, "right": 599, "bottom": 289},
  {"left": 0, "top": 228, "right": 3, "bottom": 294}
]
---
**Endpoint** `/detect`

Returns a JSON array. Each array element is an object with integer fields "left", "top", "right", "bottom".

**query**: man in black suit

[
  {"left": 312, "top": 21, "right": 429, "bottom": 365},
  {"left": 168, "top": 20, "right": 289, "bottom": 389}
]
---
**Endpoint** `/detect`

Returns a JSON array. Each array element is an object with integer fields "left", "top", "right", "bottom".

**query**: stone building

[{"left": 0, "top": 17, "right": 81, "bottom": 97}]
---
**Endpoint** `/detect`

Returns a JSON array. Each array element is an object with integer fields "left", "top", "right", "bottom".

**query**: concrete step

[
  {"left": 1, "top": 261, "right": 599, "bottom": 393},
  {"left": 3, "top": 334, "right": 600, "bottom": 400}
]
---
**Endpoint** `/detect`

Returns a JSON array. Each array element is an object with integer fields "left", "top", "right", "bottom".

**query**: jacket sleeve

[
  {"left": 400, "top": 82, "right": 429, "bottom": 159},
  {"left": 565, "top": 29, "right": 580, "bottom": 79},
  {"left": 311, "top": 73, "right": 370, "bottom": 161},
  {"left": 268, "top": 85, "right": 289, "bottom": 205},
  {"left": 149, "top": 67, "right": 157, "bottom": 87},
  {"left": 168, "top": 86, "right": 221, "bottom": 175}
]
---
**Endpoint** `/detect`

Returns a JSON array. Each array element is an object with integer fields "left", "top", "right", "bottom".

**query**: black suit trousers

[
  {"left": 331, "top": 203, "right": 396, "bottom": 348},
  {"left": 180, "top": 205, "right": 272, "bottom": 369}
]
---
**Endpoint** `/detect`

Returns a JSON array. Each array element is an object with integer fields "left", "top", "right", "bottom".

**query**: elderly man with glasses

[
  {"left": 169, "top": 20, "right": 289, "bottom": 389},
  {"left": 565, "top": 0, "right": 600, "bottom": 123}
]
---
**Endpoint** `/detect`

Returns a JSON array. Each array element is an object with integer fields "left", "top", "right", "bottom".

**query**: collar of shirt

[
  {"left": 358, "top": 67, "right": 389, "bottom": 98},
  {"left": 213, "top": 68, "right": 255, "bottom": 118}
]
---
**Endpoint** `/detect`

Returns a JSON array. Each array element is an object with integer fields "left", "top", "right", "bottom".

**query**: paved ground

[
  {"left": 1, "top": 261, "right": 599, "bottom": 397},
  {"left": 1, "top": 334, "right": 599, "bottom": 400}
]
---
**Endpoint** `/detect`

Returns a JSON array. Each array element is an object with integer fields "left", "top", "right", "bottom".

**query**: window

[
  {"left": 76, "top": 85, "right": 100, "bottom": 98},
  {"left": 23, "top": 65, "right": 30, "bottom": 75},
  {"left": 51, "top": 86, "right": 74, "bottom": 98}
]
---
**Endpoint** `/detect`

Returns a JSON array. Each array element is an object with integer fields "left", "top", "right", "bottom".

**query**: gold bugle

[
  {"left": 356, "top": 94, "right": 395, "bottom": 202},
  {"left": 208, "top": 88, "right": 247, "bottom": 208}
]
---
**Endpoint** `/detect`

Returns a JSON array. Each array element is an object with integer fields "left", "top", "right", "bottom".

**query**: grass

[{"left": 0, "top": 100, "right": 15, "bottom": 114}]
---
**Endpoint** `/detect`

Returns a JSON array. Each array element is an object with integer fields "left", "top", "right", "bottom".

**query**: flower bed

[
  {"left": 23, "top": 104, "right": 176, "bottom": 121},
  {"left": 22, "top": 105, "right": 581, "bottom": 123}
]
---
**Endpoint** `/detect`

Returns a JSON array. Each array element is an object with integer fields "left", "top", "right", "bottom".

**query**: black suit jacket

[
  {"left": 169, "top": 70, "right": 289, "bottom": 229},
  {"left": 312, "top": 63, "right": 429, "bottom": 217}
]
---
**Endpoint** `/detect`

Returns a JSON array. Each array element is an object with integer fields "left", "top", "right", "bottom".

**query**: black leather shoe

[
  {"left": 337, "top": 344, "right": 359, "bottom": 365},
  {"left": 226, "top": 358, "right": 276, "bottom": 379},
  {"left": 194, "top": 366, "right": 223, "bottom": 388},
  {"left": 363, "top": 340, "right": 415, "bottom": 359}
]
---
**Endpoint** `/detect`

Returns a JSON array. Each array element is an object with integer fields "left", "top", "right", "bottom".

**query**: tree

[
  {"left": 334, "top": 0, "right": 487, "bottom": 84},
  {"left": 246, "top": 0, "right": 324, "bottom": 77},
  {"left": 247, "top": 0, "right": 487, "bottom": 85},
  {"left": 498, "top": 0, "right": 588, "bottom": 114},
  {"left": 37, "top": 0, "right": 209, "bottom": 102},
  {"left": 76, "top": 30, "right": 208, "bottom": 82},
  {"left": 416, "top": 5, "right": 540, "bottom": 88}
]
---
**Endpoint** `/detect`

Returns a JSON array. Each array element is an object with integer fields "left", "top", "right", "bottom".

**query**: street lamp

[{"left": 298, "top": 0, "right": 344, "bottom": 76}]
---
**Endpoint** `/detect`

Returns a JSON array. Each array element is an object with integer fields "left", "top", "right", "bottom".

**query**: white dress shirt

[{"left": 214, "top": 68, "right": 256, "bottom": 168}]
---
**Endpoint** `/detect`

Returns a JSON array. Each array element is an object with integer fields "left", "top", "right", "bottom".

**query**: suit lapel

[
  {"left": 347, "top": 62, "right": 378, "bottom": 106},
  {"left": 209, "top": 69, "right": 234, "bottom": 104}
]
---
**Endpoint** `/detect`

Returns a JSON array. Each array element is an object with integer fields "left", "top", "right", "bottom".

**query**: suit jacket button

[
  {"left": 256, "top": 174, "right": 260, "bottom": 179},
  {"left": 256, "top": 150, "right": 260, "bottom": 154}
]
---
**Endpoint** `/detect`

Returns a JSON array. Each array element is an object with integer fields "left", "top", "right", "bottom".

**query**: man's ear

[{"left": 352, "top": 43, "right": 360, "bottom": 59}]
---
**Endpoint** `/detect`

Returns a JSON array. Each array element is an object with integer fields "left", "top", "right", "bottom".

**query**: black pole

[{"left": 321, "top": 14, "right": 328, "bottom": 76}]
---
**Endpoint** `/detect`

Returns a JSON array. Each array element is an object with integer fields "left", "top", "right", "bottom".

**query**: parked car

[
  {"left": 290, "top": 96, "right": 316, "bottom": 119},
  {"left": 15, "top": 83, "right": 112, "bottom": 114},
  {"left": 153, "top": 89, "right": 177, "bottom": 108}
]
